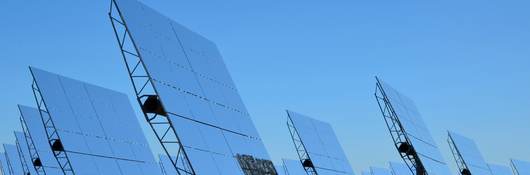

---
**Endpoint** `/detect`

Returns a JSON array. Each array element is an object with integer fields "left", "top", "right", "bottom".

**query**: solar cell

[
  {"left": 15, "top": 131, "right": 38, "bottom": 175},
  {"left": 287, "top": 110, "right": 354, "bottom": 175},
  {"left": 0, "top": 153, "right": 10, "bottom": 175},
  {"left": 375, "top": 78, "right": 451, "bottom": 175},
  {"left": 447, "top": 132, "right": 492, "bottom": 175},
  {"left": 389, "top": 162, "right": 412, "bottom": 175},
  {"left": 3, "top": 144, "right": 24, "bottom": 175},
  {"left": 370, "top": 167, "right": 392, "bottom": 175},
  {"left": 108, "top": 0, "right": 274, "bottom": 174},
  {"left": 488, "top": 164, "right": 512, "bottom": 175},
  {"left": 18, "top": 105, "right": 64, "bottom": 174},
  {"left": 511, "top": 159, "right": 530, "bottom": 175},
  {"left": 282, "top": 159, "right": 306, "bottom": 175},
  {"left": 30, "top": 67, "right": 162, "bottom": 175}
]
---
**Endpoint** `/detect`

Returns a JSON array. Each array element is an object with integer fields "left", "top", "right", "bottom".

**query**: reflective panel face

[
  {"left": 4, "top": 144, "right": 24, "bottom": 175},
  {"left": 0, "top": 153, "right": 10, "bottom": 175},
  {"left": 488, "top": 164, "right": 512, "bottom": 175},
  {"left": 15, "top": 132, "right": 37, "bottom": 175},
  {"left": 511, "top": 159, "right": 530, "bottom": 175},
  {"left": 448, "top": 132, "right": 492, "bottom": 175},
  {"left": 389, "top": 162, "right": 413, "bottom": 175},
  {"left": 378, "top": 80, "right": 451, "bottom": 175},
  {"left": 112, "top": 0, "right": 272, "bottom": 173},
  {"left": 287, "top": 111, "right": 354, "bottom": 175},
  {"left": 30, "top": 67, "right": 162, "bottom": 175},
  {"left": 275, "top": 165, "right": 286, "bottom": 175},
  {"left": 371, "top": 167, "right": 392, "bottom": 175},
  {"left": 282, "top": 159, "right": 306, "bottom": 175},
  {"left": 18, "top": 105, "right": 63, "bottom": 174}
]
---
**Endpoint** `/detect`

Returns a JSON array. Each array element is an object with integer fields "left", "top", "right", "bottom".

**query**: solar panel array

[
  {"left": 31, "top": 67, "right": 162, "bottom": 175},
  {"left": 110, "top": 0, "right": 272, "bottom": 174},
  {"left": 282, "top": 159, "right": 306, "bottom": 175},
  {"left": 389, "top": 162, "right": 412, "bottom": 175},
  {"left": 370, "top": 167, "right": 392, "bottom": 175},
  {"left": 488, "top": 164, "right": 512, "bottom": 175},
  {"left": 19, "top": 105, "right": 64, "bottom": 174},
  {"left": 3, "top": 144, "right": 23, "bottom": 175},
  {"left": 511, "top": 159, "right": 530, "bottom": 175},
  {"left": 287, "top": 110, "right": 354, "bottom": 175},
  {"left": 448, "top": 131, "right": 492, "bottom": 175},
  {"left": 14, "top": 131, "right": 37, "bottom": 175},
  {"left": 376, "top": 79, "right": 451, "bottom": 175}
]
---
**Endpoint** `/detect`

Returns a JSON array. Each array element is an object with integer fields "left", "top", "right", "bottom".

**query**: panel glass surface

[
  {"left": 31, "top": 67, "right": 161, "bottom": 175},
  {"left": 0, "top": 153, "right": 10, "bottom": 175},
  {"left": 19, "top": 105, "right": 65, "bottom": 174},
  {"left": 448, "top": 132, "right": 492, "bottom": 175},
  {"left": 3, "top": 144, "right": 23, "bottom": 175},
  {"left": 282, "top": 159, "right": 306, "bottom": 175},
  {"left": 511, "top": 159, "right": 530, "bottom": 175},
  {"left": 371, "top": 167, "right": 392, "bottom": 175},
  {"left": 287, "top": 111, "right": 354, "bottom": 175},
  {"left": 15, "top": 132, "right": 37, "bottom": 175},
  {"left": 488, "top": 164, "right": 512, "bottom": 175},
  {"left": 112, "top": 0, "right": 272, "bottom": 173},
  {"left": 389, "top": 162, "right": 412, "bottom": 175},
  {"left": 378, "top": 80, "right": 451, "bottom": 175},
  {"left": 158, "top": 155, "right": 177, "bottom": 175}
]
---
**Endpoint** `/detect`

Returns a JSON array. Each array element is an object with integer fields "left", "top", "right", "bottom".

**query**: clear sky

[{"left": 1, "top": 0, "right": 529, "bottom": 174}]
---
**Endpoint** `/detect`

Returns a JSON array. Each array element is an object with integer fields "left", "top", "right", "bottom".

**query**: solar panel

[
  {"left": 108, "top": 0, "right": 275, "bottom": 174},
  {"left": 374, "top": 77, "right": 451, "bottom": 175},
  {"left": 389, "top": 162, "right": 413, "bottom": 175},
  {"left": 30, "top": 67, "right": 162, "bottom": 175},
  {"left": 282, "top": 159, "right": 306, "bottom": 175},
  {"left": 447, "top": 132, "right": 492, "bottom": 175},
  {"left": 371, "top": 167, "right": 392, "bottom": 175},
  {"left": 3, "top": 144, "right": 24, "bottom": 175},
  {"left": 511, "top": 159, "right": 530, "bottom": 175},
  {"left": 286, "top": 110, "right": 354, "bottom": 175},
  {"left": 18, "top": 105, "right": 64, "bottom": 175},
  {"left": 14, "top": 131, "right": 38, "bottom": 175},
  {"left": 488, "top": 164, "right": 512, "bottom": 175},
  {"left": 0, "top": 152, "right": 10, "bottom": 175}
]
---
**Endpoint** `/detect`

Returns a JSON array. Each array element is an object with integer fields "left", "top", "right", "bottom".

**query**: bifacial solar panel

[
  {"left": 14, "top": 131, "right": 38, "bottom": 175},
  {"left": 4, "top": 144, "right": 24, "bottom": 175},
  {"left": 110, "top": 0, "right": 272, "bottom": 174},
  {"left": 488, "top": 164, "right": 512, "bottom": 175},
  {"left": 287, "top": 111, "right": 354, "bottom": 175},
  {"left": 18, "top": 105, "right": 64, "bottom": 174},
  {"left": 370, "top": 167, "right": 392, "bottom": 175},
  {"left": 448, "top": 132, "right": 492, "bottom": 175},
  {"left": 30, "top": 67, "right": 162, "bottom": 175},
  {"left": 158, "top": 155, "right": 177, "bottom": 175},
  {"left": 389, "top": 162, "right": 412, "bottom": 175},
  {"left": 282, "top": 159, "right": 306, "bottom": 175},
  {"left": 511, "top": 159, "right": 530, "bottom": 175},
  {"left": 0, "top": 153, "right": 10, "bottom": 175},
  {"left": 376, "top": 79, "right": 451, "bottom": 175}
]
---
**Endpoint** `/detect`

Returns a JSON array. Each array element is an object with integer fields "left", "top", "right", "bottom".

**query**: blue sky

[{"left": 1, "top": 0, "right": 529, "bottom": 174}]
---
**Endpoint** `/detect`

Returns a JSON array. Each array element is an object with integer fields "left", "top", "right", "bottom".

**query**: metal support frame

[
  {"left": 286, "top": 113, "right": 318, "bottom": 175},
  {"left": 447, "top": 133, "right": 469, "bottom": 175},
  {"left": 20, "top": 115, "right": 47, "bottom": 175},
  {"left": 108, "top": 0, "right": 194, "bottom": 174},
  {"left": 31, "top": 79, "right": 74, "bottom": 175},
  {"left": 510, "top": 160, "right": 520, "bottom": 175},
  {"left": 374, "top": 77, "right": 426, "bottom": 175},
  {"left": 15, "top": 134, "right": 31, "bottom": 174}
]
